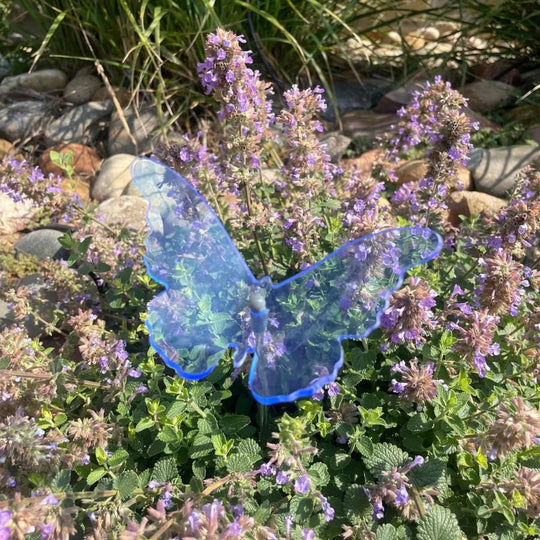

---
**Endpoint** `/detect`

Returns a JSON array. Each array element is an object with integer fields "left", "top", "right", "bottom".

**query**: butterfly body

[{"left": 132, "top": 158, "right": 442, "bottom": 404}]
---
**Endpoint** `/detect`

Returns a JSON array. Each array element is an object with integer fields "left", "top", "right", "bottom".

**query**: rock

[
  {"left": 0, "top": 139, "right": 13, "bottom": 158},
  {"left": 0, "top": 68, "right": 68, "bottom": 93},
  {"left": 0, "top": 101, "right": 48, "bottom": 141},
  {"left": 63, "top": 74, "right": 102, "bottom": 104},
  {"left": 464, "top": 108, "right": 501, "bottom": 131},
  {"left": 91, "top": 154, "right": 136, "bottom": 201},
  {"left": 0, "top": 193, "right": 34, "bottom": 234},
  {"left": 374, "top": 80, "right": 425, "bottom": 113},
  {"left": 342, "top": 148, "right": 385, "bottom": 173},
  {"left": 471, "top": 61, "right": 520, "bottom": 86},
  {"left": 509, "top": 105, "right": 540, "bottom": 125},
  {"left": 395, "top": 158, "right": 472, "bottom": 189},
  {"left": 12, "top": 274, "right": 59, "bottom": 337},
  {"left": 39, "top": 143, "right": 102, "bottom": 178},
  {"left": 44, "top": 100, "right": 114, "bottom": 146},
  {"left": 395, "top": 159, "right": 429, "bottom": 184},
  {"left": 14, "top": 228, "right": 70, "bottom": 260},
  {"left": 96, "top": 196, "right": 148, "bottom": 229},
  {"left": 520, "top": 68, "right": 540, "bottom": 90},
  {"left": 403, "top": 32, "right": 425, "bottom": 50},
  {"left": 321, "top": 79, "right": 392, "bottom": 124},
  {"left": 461, "top": 80, "right": 515, "bottom": 113},
  {"left": 433, "top": 21, "right": 461, "bottom": 36},
  {"left": 61, "top": 177, "right": 92, "bottom": 203},
  {"left": 320, "top": 132, "right": 351, "bottom": 161},
  {"left": 0, "top": 53, "right": 10, "bottom": 77},
  {"left": 92, "top": 86, "right": 132, "bottom": 108},
  {"left": 447, "top": 191, "right": 506, "bottom": 226},
  {"left": 418, "top": 26, "right": 440, "bottom": 41},
  {"left": 527, "top": 125, "right": 540, "bottom": 145},
  {"left": 469, "top": 145, "right": 540, "bottom": 197},
  {"left": 0, "top": 298, "right": 14, "bottom": 329},
  {"left": 341, "top": 110, "right": 396, "bottom": 139},
  {"left": 121, "top": 181, "right": 142, "bottom": 197},
  {"left": 107, "top": 106, "right": 160, "bottom": 155}
]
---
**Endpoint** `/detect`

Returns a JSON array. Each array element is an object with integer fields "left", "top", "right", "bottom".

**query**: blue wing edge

[{"left": 132, "top": 157, "right": 443, "bottom": 405}]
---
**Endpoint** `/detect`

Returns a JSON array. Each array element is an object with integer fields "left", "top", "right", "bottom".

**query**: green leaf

[
  {"left": 344, "top": 484, "right": 370, "bottom": 525},
  {"left": 108, "top": 448, "right": 129, "bottom": 469},
  {"left": 410, "top": 458, "right": 447, "bottom": 489},
  {"left": 157, "top": 425, "right": 180, "bottom": 444},
  {"left": 197, "top": 414, "right": 219, "bottom": 434},
  {"left": 95, "top": 447, "right": 108, "bottom": 465},
  {"left": 328, "top": 452, "right": 351, "bottom": 471},
  {"left": 87, "top": 468, "right": 107, "bottom": 486},
  {"left": 407, "top": 414, "right": 432, "bottom": 433},
  {"left": 221, "top": 414, "right": 251, "bottom": 434},
  {"left": 417, "top": 505, "right": 462, "bottom": 540},
  {"left": 253, "top": 500, "right": 273, "bottom": 525},
  {"left": 166, "top": 401, "right": 187, "bottom": 419},
  {"left": 309, "top": 463, "right": 330, "bottom": 487},
  {"left": 151, "top": 457, "right": 177, "bottom": 483},
  {"left": 363, "top": 443, "right": 409, "bottom": 479},
  {"left": 135, "top": 417, "right": 155, "bottom": 432},
  {"left": 114, "top": 471, "right": 139, "bottom": 500},
  {"left": 51, "top": 469, "right": 71, "bottom": 492},
  {"left": 237, "top": 438, "right": 261, "bottom": 458},
  {"left": 349, "top": 348, "right": 377, "bottom": 371},
  {"left": 192, "top": 461, "right": 206, "bottom": 480},
  {"left": 354, "top": 435, "right": 374, "bottom": 457},
  {"left": 289, "top": 495, "right": 313, "bottom": 523},
  {"left": 189, "top": 434, "right": 214, "bottom": 459},
  {"left": 374, "top": 524, "right": 398, "bottom": 540},
  {"left": 226, "top": 454, "right": 255, "bottom": 473}
]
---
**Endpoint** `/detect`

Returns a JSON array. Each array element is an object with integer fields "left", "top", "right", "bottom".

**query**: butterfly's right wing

[
  {"left": 249, "top": 227, "right": 442, "bottom": 403},
  {"left": 131, "top": 158, "right": 257, "bottom": 378}
]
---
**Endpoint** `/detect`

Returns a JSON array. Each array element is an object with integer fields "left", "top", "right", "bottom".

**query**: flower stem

[{"left": 244, "top": 181, "right": 269, "bottom": 276}]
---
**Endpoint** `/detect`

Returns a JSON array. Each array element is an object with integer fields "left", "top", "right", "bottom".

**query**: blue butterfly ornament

[{"left": 132, "top": 158, "right": 442, "bottom": 404}]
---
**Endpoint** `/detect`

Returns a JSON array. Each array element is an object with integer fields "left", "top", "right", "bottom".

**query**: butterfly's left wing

[
  {"left": 249, "top": 227, "right": 442, "bottom": 404},
  {"left": 131, "top": 158, "right": 257, "bottom": 379}
]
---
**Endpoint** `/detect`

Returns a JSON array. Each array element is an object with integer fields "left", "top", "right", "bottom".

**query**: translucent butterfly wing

[
  {"left": 249, "top": 228, "right": 442, "bottom": 404},
  {"left": 131, "top": 158, "right": 257, "bottom": 378}
]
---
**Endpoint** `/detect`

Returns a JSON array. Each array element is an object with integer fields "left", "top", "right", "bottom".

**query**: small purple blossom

[
  {"left": 294, "top": 474, "right": 311, "bottom": 494},
  {"left": 301, "top": 529, "right": 315, "bottom": 540},
  {"left": 276, "top": 471, "right": 289, "bottom": 485}
]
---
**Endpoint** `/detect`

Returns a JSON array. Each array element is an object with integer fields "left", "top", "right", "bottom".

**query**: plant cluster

[{"left": 0, "top": 29, "right": 538, "bottom": 540}]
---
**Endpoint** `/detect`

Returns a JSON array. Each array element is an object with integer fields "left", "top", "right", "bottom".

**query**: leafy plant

[{"left": 0, "top": 28, "right": 538, "bottom": 540}]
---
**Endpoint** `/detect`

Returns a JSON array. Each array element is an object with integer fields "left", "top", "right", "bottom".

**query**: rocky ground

[{"left": 0, "top": 62, "right": 539, "bottom": 294}]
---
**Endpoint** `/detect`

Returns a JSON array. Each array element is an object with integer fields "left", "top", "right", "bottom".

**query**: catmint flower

[
  {"left": 390, "top": 359, "right": 444, "bottom": 404},
  {"left": 294, "top": 474, "right": 311, "bottom": 494},
  {"left": 449, "top": 308, "right": 499, "bottom": 377},
  {"left": 258, "top": 462, "right": 276, "bottom": 476},
  {"left": 301, "top": 529, "right": 315, "bottom": 540},
  {"left": 284, "top": 514, "right": 294, "bottom": 536},
  {"left": 0, "top": 510, "right": 11, "bottom": 540},
  {"left": 384, "top": 77, "right": 478, "bottom": 226},
  {"left": 381, "top": 277, "right": 437, "bottom": 346},
  {"left": 394, "top": 484, "right": 410, "bottom": 506},
  {"left": 327, "top": 382, "right": 340, "bottom": 397},
  {"left": 475, "top": 250, "right": 528, "bottom": 316},
  {"left": 40, "top": 493, "right": 59, "bottom": 506},
  {"left": 480, "top": 397, "right": 540, "bottom": 459},
  {"left": 364, "top": 455, "right": 432, "bottom": 521},
  {"left": 276, "top": 471, "right": 289, "bottom": 485},
  {"left": 487, "top": 167, "right": 540, "bottom": 256},
  {"left": 317, "top": 495, "right": 335, "bottom": 521},
  {"left": 499, "top": 467, "right": 540, "bottom": 518}
]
